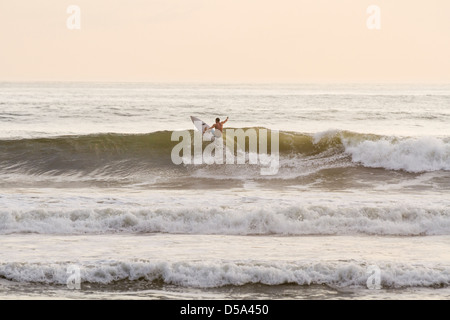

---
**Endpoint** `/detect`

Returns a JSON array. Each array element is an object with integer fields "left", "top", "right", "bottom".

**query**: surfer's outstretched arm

[
  {"left": 203, "top": 124, "right": 215, "bottom": 134},
  {"left": 221, "top": 117, "right": 229, "bottom": 124}
]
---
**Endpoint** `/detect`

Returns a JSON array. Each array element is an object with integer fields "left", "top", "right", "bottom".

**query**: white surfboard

[{"left": 190, "top": 116, "right": 219, "bottom": 141}]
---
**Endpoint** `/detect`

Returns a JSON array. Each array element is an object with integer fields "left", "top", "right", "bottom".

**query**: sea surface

[{"left": 0, "top": 82, "right": 449, "bottom": 300}]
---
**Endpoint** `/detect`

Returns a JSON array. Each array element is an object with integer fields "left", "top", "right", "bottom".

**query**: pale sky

[{"left": 0, "top": 0, "right": 449, "bottom": 83}]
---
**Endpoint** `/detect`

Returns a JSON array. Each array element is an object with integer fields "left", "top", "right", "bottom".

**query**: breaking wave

[{"left": 0, "top": 130, "right": 448, "bottom": 184}]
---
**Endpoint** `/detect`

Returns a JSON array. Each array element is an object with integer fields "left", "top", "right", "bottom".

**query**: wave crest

[
  {"left": 1, "top": 260, "right": 448, "bottom": 289},
  {"left": 2, "top": 203, "right": 450, "bottom": 236},
  {"left": 0, "top": 130, "right": 449, "bottom": 178}
]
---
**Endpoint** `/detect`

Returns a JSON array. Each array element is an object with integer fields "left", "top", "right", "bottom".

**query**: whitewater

[{"left": 0, "top": 82, "right": 449, "bottom": 299}]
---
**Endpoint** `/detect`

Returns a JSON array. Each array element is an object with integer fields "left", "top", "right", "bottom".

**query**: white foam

[
  {"left": 0, "top": 260, "right": 448, "bottom": 289},
  {"left": 1, "top": 200, "right": 450, "bottom": 236},
  {"left": 344, "top": 136, "right": 450, "bottom": 173}
]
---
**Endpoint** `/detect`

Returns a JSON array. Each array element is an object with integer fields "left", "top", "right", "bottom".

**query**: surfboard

[{"left": 190, "top": 116, "right": 215, "bottom": 141}]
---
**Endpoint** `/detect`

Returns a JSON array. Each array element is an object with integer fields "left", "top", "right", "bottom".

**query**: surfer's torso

[{"left": 214, "top": 122, "right": 224, "bottom": 132}]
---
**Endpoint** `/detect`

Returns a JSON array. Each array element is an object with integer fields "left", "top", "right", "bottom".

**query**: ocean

[{"left": 0, "top": 82, "right": 449, "bottom": 300}]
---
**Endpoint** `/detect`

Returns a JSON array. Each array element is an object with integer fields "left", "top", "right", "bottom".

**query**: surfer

[{"left": 203, "top": 117, "right": 228, "bottom": 136}]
